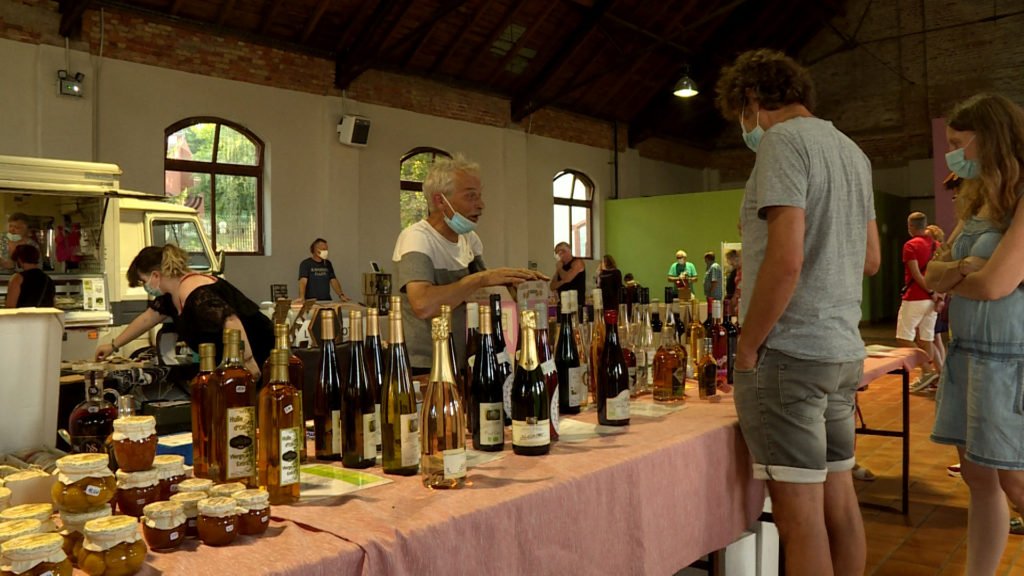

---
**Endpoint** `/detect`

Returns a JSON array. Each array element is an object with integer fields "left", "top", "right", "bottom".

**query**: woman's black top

[
  {"left": 726, "top": 268, "right": 738, "bottom": 300},
  {"left": 598, "top": 268, "right": 623, "bottom": 309},
  {"left": 16, "top": 268, "right": 55, "bottom": 307}
]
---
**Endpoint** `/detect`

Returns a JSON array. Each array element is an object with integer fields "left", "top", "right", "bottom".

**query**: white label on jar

[
  {"left": 226, "top": 405, "right": 256, "bottom": 479},
  {"left": 188, "top": 519, "right": 196, "bottom": 527},
  {"left": 568, "top": 366, "right": 584, "bottom": 407},
  {"left": 496, "top": 351, "right": 510, "bottom": 365},
  {"left": 88, "top": 406, "right": 98, "bottom": 414},
  {"left": 400, "top": 413, "right": 420, "bottom": 467},
  {"left": 171, "top": 485, "right": 180, "bottom": 493},
  {"left": 502, "top": 373, "right": 515, "bottom": 422},
  {"left": 136, "top": 498, "right": 145, "bottom": 505},
  {"left": 549, "top": 388, "right": 560, "bottom": 434},
  {"left": 374, "top": 404, "right": 383, "bottom": 450},
  {"left": 512, "top": 418, "right": 550, "bottom": 447},
  {"left": 607, "top": 389, "right": 630, "bottom": 421},
  {"left": 363, "top": 413, "right": 377, "bottom": 460},
  {"left": 85, "top": 485, "right": 101, "bottom": 497},
  {"left": 225, "top": 524, "right": 234, "bottom": 533},
  {"left": 279, "top": 426, "right": 301, "bottom": 486},
  {"left": 443, "top": 448, "right": 466, "bottom": 479},
  {"left": 284, "top": 404, "right": 293, "bottom": 415},
  {"left": 170, "top": 531, "right": 179, "bottom": 540},
  {"left": 261, "top": 515, "right": 269, "bottom": 523},
  {"left": 331, "top": 409, "right": 342, "bottom": 454},
  {"left": 478, "top": 402, "right": 503, "bottom": 446},
  {"left": 235, "top": 385, "right": 246, "bottom": 394},
  {"left": 541, "top": 359, "right": 556, "bottom": 375},
  {"left": 39, "top": 572, "right": 53, "bottom": 576}
]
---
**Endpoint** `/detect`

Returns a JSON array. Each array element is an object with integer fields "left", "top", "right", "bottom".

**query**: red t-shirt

[{"left": 902, "top": 235, "right": 935, "bottom": 301}]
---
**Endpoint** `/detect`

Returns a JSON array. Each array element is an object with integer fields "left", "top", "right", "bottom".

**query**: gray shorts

[{"left": 734, "top": 348, "right": 864, "bottom": 483}]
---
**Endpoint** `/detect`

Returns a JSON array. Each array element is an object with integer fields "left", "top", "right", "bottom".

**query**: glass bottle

[
  {"left": 589, "top": 288, "right": 605, "bottom": 406},
  {"left": 420, "top": 316, "right": 467, "bottom": 489},
  {"left": 617, "top": 291, "right": 638, "bottom": 396},
  {"left": 636, "top": 288, "right": 655, "bottom": 394},
  {"left": 67, "top": 374, "right": 119, "bottom": 455},
  {"left": 653, "top": 312, "right": 684, "bottom": 403},
  {"left": 261, "top": 324, "right": 304, "bottom": 461},
  {"left": 313, "top": 310, "right": 343, "bottom": 461},
  {"left": 688, "top": 297, "right": 705, "bottom": 379},
  {"left": 554, "top": 295, "right": 583, "bottom": 415},
  {"left": 190, "top": 344, "right": 216, "bottom": 479},
  {"left": 463, "top": 301, "right": 480, "bottom": 419},
  {"left": 567, "top": 291, "right": 588, "bottom": 410},
  {"left": 365, "top": 309, "right": 385, "bottom": 456},
  {"left": 710, "top": 300, "right": 728, "bottom": 383},
  {"left": 490, "top": 294, "right": 514, "bottom": 425},
  {"left": 207, "top": 329, "right": 256, "bottom": 486},
  {"left": 440, "top": 305, "right": 462, "bottom": 410},
  {"left": 674, "top": 301, "right": 687, "bottom": 348},
  {"left": 723, "top": 300, "right": 739, "bottom": 385},
  {"left": 511, "top": 310, "right": 551, "bottom": 456},
  {"left": 534, "top": 303, "right": 559, "bottom": 442},
  {"left": 470, "top": 302, "right": 505, "bottom": 452},
  {"left": 258, "top": 350, "right": 302, "bottom": 505},
  {"left": 342, "top": 310, "right": 376, "bottom": 469},
  {"left": 663, "top": 299, "right": 688, "bottom": 400},
  {"left": 598, "top": 309, "right": 630, "bottom": 426},
  {"left": 698, "top": 338, "right": 718, "bottom": 400},
  {"left": 381, "top": 296, "right": 420, "bottom": 475}
]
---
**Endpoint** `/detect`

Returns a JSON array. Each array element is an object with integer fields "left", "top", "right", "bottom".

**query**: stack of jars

[
  {"left": 110, "top": 416, "right": 160, "bottom": 518},
  {"left": 50, "top": 453, "right": 117, "bottom": 571},
  {"left": 78, "top": 515, "right": 147, "bottom": 575},
  {"left": 0, "top": 503, "right": 69, "bottom": 576}
]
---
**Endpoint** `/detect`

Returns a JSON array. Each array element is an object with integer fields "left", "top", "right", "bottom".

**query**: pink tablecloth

[
  {"left": 860, "top": 348, "right": 928, "bottom": 388},
  {"left": 272, "top": 397, "right": 764, "bottom": 576}
]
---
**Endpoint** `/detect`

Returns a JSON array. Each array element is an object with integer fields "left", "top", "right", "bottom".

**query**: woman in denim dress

[{"left": 926, "top": 93, "right": 1024, "bottom": 574}]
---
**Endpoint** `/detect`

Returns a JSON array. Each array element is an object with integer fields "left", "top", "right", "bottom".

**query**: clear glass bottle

[
  {"left": 67, "top": 375, "right": 118, "bottom": 455},
  {"left": 637, "top": 288, "right": 656, "bottom": 394},
  {"left": 342, "top": 310, "right": 377, "bottom": 469},
  {"left": 589, "top": 288, "right": 605, "bottom": 406},
  {"left": 364, "top": 309, "right": 385, "bottom": 456},
  {"left": 258, "top": 350, "right": 303, "bottom": 505},
  {"left": 511, "top": 310, "right": 551, "bottom": 456},
  {"left": 206, "top": 329, "right": 257, "bottom": 486},
  {"left": 190, "top": 343, "right": 217, "bottom": 479},
  {"left": 688, "top": 298, "right": 705, "bottom": 380},
  {"left": 420, "top": 316, "right": 467, "bottom": 489},
  {"left": 652, "top": 312, "right": 684, "bottom": 403},
  {"left": 382, "top": 296, "right": 420, "bottom": 475},
  {"left": 314, "top": 310, "right": 343, "bottom": 461}
]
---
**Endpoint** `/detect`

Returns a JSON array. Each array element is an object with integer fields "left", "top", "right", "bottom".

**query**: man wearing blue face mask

[
  {"left": 391, "top": 154, "right": 547, "bottom": 374},
  {"left": 716, "top": 49, "right": 880, "bottom": 576},
  {"left": 1, "top": 213, "right": 38, "bottom": 272}
]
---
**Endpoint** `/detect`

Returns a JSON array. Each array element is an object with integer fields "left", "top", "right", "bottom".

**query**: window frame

[
  {"left": 552, "top": 169, "right": 594, "bottom": 260},
  {"left": 400, "top": 147, "right": 452, "bottom": 229},
  {"left": 164, "top": 117, "right": 265, "bottom": 255}
]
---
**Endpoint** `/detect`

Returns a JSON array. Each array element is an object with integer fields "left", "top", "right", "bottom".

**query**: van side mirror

[{"left": 214, "top": 250, "right": 226, "bottom": 275}]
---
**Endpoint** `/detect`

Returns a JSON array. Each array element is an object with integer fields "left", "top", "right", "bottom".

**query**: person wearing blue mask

[
  {"left": 95, "top": 244, "right": 273, "bottom": 377},
  {"left": 1, "top": 213, "right": 38, "bottom": 272},
  {"left": 715, "top": 49, "right": 880, "bottom": 576},
  {"left": 392, "top": 153, "right": 546, "bottom": 374}
]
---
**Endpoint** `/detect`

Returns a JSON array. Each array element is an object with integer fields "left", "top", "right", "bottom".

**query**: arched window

[
  {"left": 400, "top": 147, "right": 452, "bottom": 229},
  {"left": 553, "top": 170, "right": 593, "bottom": 259},
  {"left": 164, "top": 117, "right": 265, "bottom": 255}
]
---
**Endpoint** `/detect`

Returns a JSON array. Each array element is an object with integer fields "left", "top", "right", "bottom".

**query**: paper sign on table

[
  {"left": 466, "top": 449, "right": 507, "bottom": 468},
  {"left": 628, "top": 401, "right": 687, "bottom": 418},
  {"left": 299, "top": 463, "right": 392, "bottom": 500},
  {"left": 557, "top": 418, "right": 630, "bottom": 443}
]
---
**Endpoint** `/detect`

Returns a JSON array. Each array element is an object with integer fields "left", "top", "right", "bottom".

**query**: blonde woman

[{"left": 95, "top": 244, "right": 273, "bottom": 376}]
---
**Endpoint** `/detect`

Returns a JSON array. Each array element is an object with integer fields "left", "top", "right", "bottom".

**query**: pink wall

[{"left": 932, "top": 117, "right": 956, "bottom": 235}]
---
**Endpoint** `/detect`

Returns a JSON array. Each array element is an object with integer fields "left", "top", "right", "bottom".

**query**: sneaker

[
  {"left": 947, "top": 463, "right": 961, "bottom": 478},
  {"left": 1011, "top": 517, "right": 1024, "bottom": 535},
  {"left": 911, "top": 371, "right": 939, "bottom": 393},
  {"left": 852, "top": 464, "right": 876, "bottom": 481}
]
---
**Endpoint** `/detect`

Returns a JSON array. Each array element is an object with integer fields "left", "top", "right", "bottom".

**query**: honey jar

[
  {"left": 57, "top": 508, "right": 110, "bottom": 566},
  {"left": 0, "top": 506, "right": 54, "bottom": 534},
  {"left": 0, "top": 520, "right": 43, "bottom": 563},
  {"left": 209, "top": 483, "right": 247, "bottom": 499},
  {"left": 78, "top": 516, "right": 147, "bottom": 576},
  {"left": 0, "top": 533, "right": 71, "bottom": 576},
  {"left": 114, "top": 470, "right": 159, "bottom": 518},
  {"left": 196, "top": 498, "right": 239, "bottom": 547},
  {"left": 111, "top": 417, "right": 157, "bottom": 473},
  {"left": 151, "top": 456, "right": 185, "bottom": 501},
  {"left": 141, "top": 501, "right": 185, "bottom": 551},
  {"left": 231, "top": 489, "right": 270, "bottom": 536},
  {"left": 167, "top": 492, "right": 204, "bottom": 538},
  {"left": 0, "top": 487, "right": 10, "bottom": 512},
  {"left": 51, "top": 454, "right": 116, "bottom": 514},
  {"left": 175, "top": 478, "right": 213, "bottom": 496}
]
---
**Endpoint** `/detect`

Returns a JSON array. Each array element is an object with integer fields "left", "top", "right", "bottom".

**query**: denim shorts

[
  {"left": 734, "top": 348, "right": 864, "bottom": 483},
  {"left": 931, "top": 341, "right": 1024, "bottom": 470}
]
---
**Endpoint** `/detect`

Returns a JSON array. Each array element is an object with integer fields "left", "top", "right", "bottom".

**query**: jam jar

[
  {"left": 111, "top": 417, "right": 157, "bottom": 473},
  {"left": 114, "top": 470, "right": 159, "bottom": 518},
  {"left": 0, "top": 520, "right": 43, "bottom": 553},
  {"left": 167, "top": 492, "right": 204, "bottom": 539},
  {"left": 209, "top": 483, "right": 247, "bottom": 499},
  {"left": 140, "top": 502, "right": 185, "bottom": 551},
  {"left": 151, "top": 456, "right": 185, "bottom": 501},
  {"left": 0, "top": 533, "right": 71, "bottom": 576},
  {"left": 51, "top": 454, "right": 116, "bottom": 513},
  {"left": 175, "top": 478, "right": 213, "bottom": 496},
  {"left": 57, "top": 508, "right": 110, "bottom": 566},
  {"left": 231, "top": 489, "right": 270, "bottom": 536},
  {"left": 196, "top": 498, "right": 239, "bottom": 547},
  {"left": 78, "top": 515, "right": 147, "bottom": 576},
  {"left": 0, "top": 487, "right": 10, "bottom": 512},
  {"left": 0, "top": 506, "right": 55, "bottom": 533}
]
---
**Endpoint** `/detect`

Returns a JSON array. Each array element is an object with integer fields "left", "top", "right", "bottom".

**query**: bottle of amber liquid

[
  {"left": 697, "top": 337, "right": 718, "bottom": 400},
  {"left": 688, "top": 298, "right": 706, "bottom": 379},
  {"left": 342, "top": 310, "right": 377, "bottom": 469},
  {"left": 206, "top": 329, "right": 257, "bottom": 486},
  {"left": 420, "top": 316, "right": 467, "bottom": 489},
  {"left": 364, "top": 309, "right": 385, "bottom": 456},
  {"left": 263, "top": 324, "right": 305, "bottom": 461},
  {"left": 382, "top": 296, "right": 420, "bottom": 475},
  {"left": 190, "top": 343, "right": 218, "bottom": 479},
  {"left": 258, "top": 349, "right": 302, "bottom": 505},
  {"left": 314, "top": 310, "right": 343, "bottom": 461}
]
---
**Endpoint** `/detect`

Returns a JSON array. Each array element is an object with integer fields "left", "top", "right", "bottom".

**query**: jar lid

[
  {"left": 197, "top": 497, "right": 239, "bottom": 518},
  {"left": 0, "top": 519, "right": 42, "bottom": 543},
  {"left": 0, "top": 503, "right": 52, "bottom": 523},
  {"left": 3, "top": 469, "right": 49, "bottom": 483},
  {"left": 169, "top": 491, "right": 205, "bottom": 516},
  {"left": 177, "top": 478, "right": 213, "bottom": 494},
  {"left": 112, "top": 415, "right": 156, "bottom": 441},
  {"left": 0, "top": 533, "right": 66, "bottom": 571},
  {"left": 82, "top": 515, "right": 141, "bottom": 552},
  {"left": 58, "top": 507, "right": 111, "bottom": 533},
  {"left": 55, "top": 453, "right": 109, "bottom": 475},
  {"left": 116, "top": 468, "right": 159, "bottom": 489},
  {"left": 0, "top": 486, "right": 10, "bottom": 500},
  {"left": 152, "top": 455, "right": 185, "bottom": 478},
  {"left": 231, "top": 489, "right": 270, "bottom": 510},
  {"left": 142, "top": 501, "right": 186, "bottom": 530},
  {"left": 209, "top": 482, "right": 247, "bottom": 498}
]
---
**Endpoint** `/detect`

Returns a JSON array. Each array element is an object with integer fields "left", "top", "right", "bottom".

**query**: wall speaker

[{"left": 337, "top": 115, "right": 370, "bottom": 147}]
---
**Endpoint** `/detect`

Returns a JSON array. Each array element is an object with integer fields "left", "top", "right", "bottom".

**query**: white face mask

[{"left": 318, "top": 250, "right": 328, "bottom": 260}]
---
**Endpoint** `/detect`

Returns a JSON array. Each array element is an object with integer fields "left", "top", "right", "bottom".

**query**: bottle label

[
  {"left": 443, "top": 448, "right": 466, "bottom": 479},
  {"left": 502, "top": 373, "right": 515, "bottom": 421},
  {"left": 541, "top": 359, "right": 556, "bottom": 375},
  {"left": 467, "top": 355, "right": 476, "bottom": 370},
  {"left": 606, "top": 389, "right": 630, "bottom": 421},
  {"left": 226, "top": 406, "right": 255, "bottom": 479},
  {"left": 645, "top": 348, "right": 657, "bottom": 385},
  {"left": 374, "top": 404, "right": 383, "bottom": 450},
  {"left": 400, "top": 413, "right": 420, "bottom": 467},
  {"left": 496, "top": 351, "right": 510, "bottom": 365},
  {"left": 279, "top": 426, "right": 301, "bottom": 486},
  {"left": 284, "top": 404, "right": 293, "bottom": 415},
  {"left": 512, "top": 417, "right": 550, "bottom": 447},
  {"left": 331, "top": 409, "right": 342, "bottom": 454},
  {"left": 363, "top": 413, "right": 378, "bottom": 460},
  {"left": 568, "top": 366, "right": 584, "bottom": 407},
  {"left": 235, "top": 385, "right": 246, "bottom": 394},
  {"left": 479, "top": 402, "right": 504, "bottom": 446},
  {"left": 549, "top": 388, "right": 560, "bottom": 434}
]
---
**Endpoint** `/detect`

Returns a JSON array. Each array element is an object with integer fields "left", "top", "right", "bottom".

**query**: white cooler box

[{"left": 0, "top": 308, "right": 64, "bottom": 454}]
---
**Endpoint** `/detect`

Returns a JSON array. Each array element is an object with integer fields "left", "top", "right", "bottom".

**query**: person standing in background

[
  {"left": 703, "top": 251, "right": 724, "bottom": 302},
  {"left": 667, "top": 250, "right": 697, "bottom": 301},
  {"left": 0, "top": 213, "right": 38, "bottom": 272},
  {"left": 5, "top": 245, "right": 54, "bottom": 308},
  {"left": 895, "top": 212, "right": 941, "bottom": 391},
  {"left": 725, "top": 249, "right": 742, "bottom": 313},
  {"left": 550, "top": 241, "right": 586, "bottom": 306},
  {"left": 297, "top": 238, "right": 350, "bottom": 302},
  {"left": 596, "top": 254, "right": 623, "bottom": 309}
]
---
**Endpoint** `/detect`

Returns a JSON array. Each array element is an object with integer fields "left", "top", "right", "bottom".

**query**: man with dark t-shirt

[{"left": 297, "top": 238, "right": 350, "bottom": 301}]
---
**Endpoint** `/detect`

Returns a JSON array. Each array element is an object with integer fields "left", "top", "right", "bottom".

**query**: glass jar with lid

[
  {"left": 57, "top": 508, "right": 110, "bottom": 566},
  {"left": 114, "top": 469, "right": 159, "bottom": 518},
  {"left": 175, "top": 478, "right": 213, "bottom": 496},
  {"left": 196, "top": 498, "right": 239, "bottom": 547},
  {"left": 111, "top": 416, "right": 157, "bottom": 473},
  {"left": 230, "top": 489, "right": 270, "bottom": 536},
  {"left": 0, "top": 520, "right": 43, "bottom": 556},
  {"left": 167, "top": 492, "right": 204, "bottom": 538},
  {"left": 0, "top": 533, "right": 71, "bottom": 576},
  {"left": 208, "top": 483, "right": 247, "bottom": 499},
  {"left": 0, "top": 487, "right": 10, "bottom": 512},
  {"left": 51, "top": 454, "right": 116, "bottom": 513},
  {"left": 141, "top": 501, "right": 185, "bottom": 551},
  {"left": 79, "top": 515, "right": 147, "bottom": 576},
  {"left": 151, "top": 456, "right": 185, "bottom": 501},
  {"left": 0, "top": 506, "right": 55, "bottom": 533}
]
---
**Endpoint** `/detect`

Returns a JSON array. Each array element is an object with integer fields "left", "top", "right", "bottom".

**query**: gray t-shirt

[
  {"left": 392, "top": 220, "right": 485, "bottom": 369},
  {"left": 739, "top": 117, "right": 875, "bottom": 363}
]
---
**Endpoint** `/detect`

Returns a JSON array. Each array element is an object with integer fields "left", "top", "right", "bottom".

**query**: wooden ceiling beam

[
  {"left": 457, "top": 0, "right": 529, "bottom": 78},
  {"left": 258, "top": 0, "right": 284, "bottom": 34},
  {"left": 59, "top": 0, "right": 93, "bottom": 37},
  {"left": 216, "top": 0, "right": 237, "bottom": 27},
  {"left": 485, "top": 0, "right": 560, "bottom": 87},
  {"left": 398, "top": 0, "right": 472, "bottom": 69},
  {"left": 301, "top": 0, "right": 332, "bottom": 43},
  {"left": 427, "top": 0, "right": 494, "bottom": 76},
  {"left": 334, "top": 0, "right": 418, "bottom": 90},
  {"left": 334, "top": 1, "right": 378, "bottom": 52},
  {"left": 168, "top": 0, "right": 186, "bottom": 16}
]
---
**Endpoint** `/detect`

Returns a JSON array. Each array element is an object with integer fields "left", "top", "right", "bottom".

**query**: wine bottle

[
  {"left": 342, "top": 310, "right": 377, "bottom": 469},
  {"left": 710, "top": 300, "right": 728, "bottom": 383},
  {"left": 463, "top": 301, "right": 480, "bottom": 430},
  {"left": 567, "top": 291, "right": 588, "bottom": 410},
  {"left": 674, "top": 301, "right": 687, "bottom": 347},
  {"left": 589, "top": 288, "right": 605, "bottom": 404},
  {"left": 652, "top": 312, "right": 684, "bottom": 403},
  {"left": 262, "top": 323, "right": 305, "bottom": 461},
  {"left": 534, "top": 303, "right": 559, "bottom": 442},
  {"left": 365, "top": 309, "right": 385, "bottom": 455},
  {"left": 617, "top": 291, "right": 638, "bottom": 395},
  {"left": 440, "top": 304, "right": 463, "bottom": 411},
  {"left": 555, "top": 296, "right": 583, "bottom": 415},
  {"left": 663, "top": 296, "right": 688, "bottom": 400},
  {"left": 703, "top": 297, "right": 714, "bottom": 334},
  {"left": 314, "top": 310, "right": 343, "bottom": 461},
  {"left": 471, "top": 303, "right": 505, "bottom": 451},
  {"left": 421, "top": 316, "right": 467, "bottom": 489},
  {"left": 258, "top": 349, "right": 302, "bottom": 504},
  {"left": 723, "top": 300, "right": 739, "bottom": 385},
  {"left": 698, "top": 337, "right": 718, "bottom": 400},
  {"left": 490, "top": 294, "right": 514, "bottom": 425},
  {"left": 190, "top": 343, "right": 217, "bottom": 478},
  {"left": 636, "top": 288, "right": 655, "bottom": 393},
  {"left": 382, "top": 296, "right": 420, "bottom": 475},
  {"left": 578, "top": 302, "right": 593, "bottom": 409},
  {"left": 598, "top": 309, "right": 630, "bottom": 426},
  {"left": 688, "top": 298, "right": 705, "bottom": 379},
  {"left": 209, "top": 329, "right": 257, "bottom": 486},
  {"left": 511, "top": 310, "right": 551, "bottom": 456}
]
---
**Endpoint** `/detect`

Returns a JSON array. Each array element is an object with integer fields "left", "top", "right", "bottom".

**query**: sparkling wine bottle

[
  {"left": 490, "top": 294, "right": 514, "bottom": 425},
  {"left": 382, "top": 296, "right": 420, "bottom": 475},
  {"left": 342, "top": 310, "right": 377, "bottom": 469},
  {"left": 421, "top": 316, "right": 467, "bottom": 489},
  {"left": 511, "top": 310, "right": 551, "bottom": 456},
  {"left": 314, "top": 310, "right": 343, "bottom": 461},
  {"left": 534, "top": 303, "right": 559, "bottom": 442}
]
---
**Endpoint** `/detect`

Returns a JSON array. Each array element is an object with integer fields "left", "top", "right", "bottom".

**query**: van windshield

[{"left": 151, "top": 219, "right": 211, "bottom": 270}]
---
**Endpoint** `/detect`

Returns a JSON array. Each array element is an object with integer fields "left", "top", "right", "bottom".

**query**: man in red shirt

[{"left": 896, "top": 212, "right": 941, "bottom": 390}]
